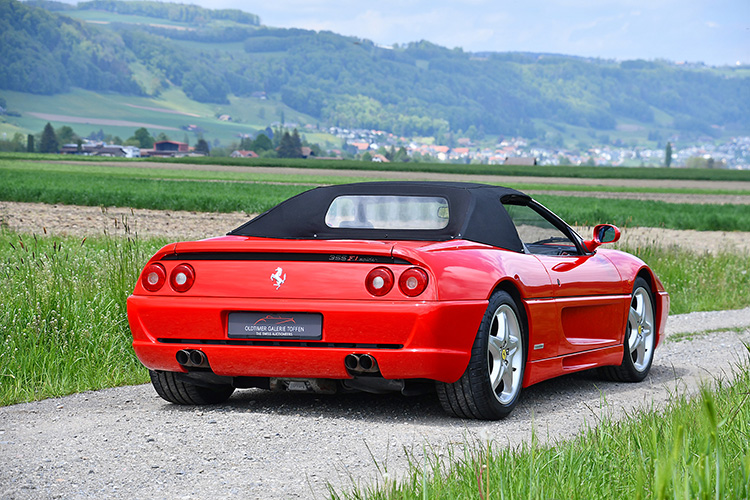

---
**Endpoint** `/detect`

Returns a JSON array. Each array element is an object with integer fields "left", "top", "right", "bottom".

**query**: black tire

[
  {"left": 600, "top": 277, "right": 656, "bottom": 382},
  {"left": 436, "top": 291, "right": 526, "bottom": 420},
  {"left": 149, "top": 370, "right": 235, "bottom": 405}
]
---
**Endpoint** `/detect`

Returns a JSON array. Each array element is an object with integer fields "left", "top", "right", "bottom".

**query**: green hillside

[
  {"left": 0, "top": 87, "right": 325, "bottom": 146},
  {"left": 2, "top": 0, "right": 749, "bottom": 146}
]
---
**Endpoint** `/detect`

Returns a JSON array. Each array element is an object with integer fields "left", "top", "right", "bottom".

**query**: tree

[
  {"left": 129, "top": 128, "right": 154, "bottom": 149},
  {"left": 39, "top": 123, "right": 59, "bottom": 153},
  {"left": 27, "top": 134, "right": 34, "bottom": 153},
  {"left": 394, "top": 146, "right": 409, "bottom": 162},
  {"left": 238, "top": 136, "right": 251, "bottom": 150},
  {"left": 277, "top": 130, "right": 302, "bottom": 158},
  {"left": 194, "top": 138, "right": 210, "bottom": 154},
  {"left": 251, "top": 133, "right": 273, "bottom": 152},
  {"left": 56, "top": 125, "right": 77, "bottom": 145},
  {"left": 277, "top": 131, "right": 293, "bottom": 157},
  {"left": 290, "top": 129, "right": 303, "bottom": 156},
  {"left": 665, "top": 142, "right": 673, "bottom": 168}
]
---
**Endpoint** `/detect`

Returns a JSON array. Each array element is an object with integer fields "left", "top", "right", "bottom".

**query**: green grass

[
  {"left": 0, "top": 163, "right": 313, "bottom": 214},
  {"left": 339, "top": 360, "right": 750, "bottom": 500},
  {"left": 534, "top": 195, "right": 750, "bottom": 232},
  {"left": 621, "top": 245, "right": 750, "bottom": 314},
  {"left": 0, "top": 230, "right": 170, "bottom": 406}
]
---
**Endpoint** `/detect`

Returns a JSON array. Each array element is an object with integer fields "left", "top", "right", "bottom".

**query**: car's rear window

[{"left": 325, "top": 195, "right": 450, "bottom": 230}]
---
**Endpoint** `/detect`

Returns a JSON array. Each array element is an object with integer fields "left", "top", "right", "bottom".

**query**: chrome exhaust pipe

[
  {"left": 189, "top": 350, "right": 207, "bottom": 367},
  {"left": 344, "top": 353, "right": 379, "bottom": 374},
  {"left": 359, "top": 354, "right": 378, "bottom": 373},
  {"left": 344, "top": 353, "right": 360, "bottom": 371},
  {"left": 175, "top": 349, "right": 209, "bottom": 368},
  {"left": 176, "top": 349, "right": 191, "bottom": 366}
]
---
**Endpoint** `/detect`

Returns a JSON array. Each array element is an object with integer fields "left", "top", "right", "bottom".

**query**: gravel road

[{"left": 2, "top": 310, "right": 750, "bottom": 500}]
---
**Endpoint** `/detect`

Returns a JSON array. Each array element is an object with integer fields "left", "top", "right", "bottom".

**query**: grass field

[
  {"left": 4, "top": 154, "right": 750, "bottom": 183},
  {"left": 2, "top": 158, "right": 750, "bottom": 196},
  {"left": 3, "top": 159, "right": 750, "bottom": 231},
  {"left": 0, "top": 231, "right": 164, "bottom": 406},
  {"left": 0, "top": 88, "right": 324, "bottom": 145},
  {"left": 159, "top": 155, "right": 750, "bottom": 182}
]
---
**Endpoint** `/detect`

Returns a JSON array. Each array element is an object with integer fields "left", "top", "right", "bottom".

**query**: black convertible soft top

[{"left": 229, "top": 182, "right": 530, "bottom": 252}]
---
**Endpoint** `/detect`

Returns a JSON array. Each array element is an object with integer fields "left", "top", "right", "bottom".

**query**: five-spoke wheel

[
  {"left": 628, "top": 285, "right": 655, "bottom": 373},
  {"left": 487, "top": 303, "right": 524, "bottom": 406},
  {"left": 437, "top": 291, "right": 526, "bottom": 420},
  {"left": 601, "top": 276, "right": 656, "bottom": 382}
]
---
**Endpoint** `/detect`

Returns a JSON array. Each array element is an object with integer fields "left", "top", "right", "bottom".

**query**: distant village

[
  {"left": 53, "top": 122, "right": 750, "bottom": 170},
  {"left": 324, "top": 125, "right": 750, "bottom": 169}
]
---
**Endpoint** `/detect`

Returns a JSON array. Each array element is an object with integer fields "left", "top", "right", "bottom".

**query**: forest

[{"left": 2, "top": 0, "right": 749, "bottom": 139}]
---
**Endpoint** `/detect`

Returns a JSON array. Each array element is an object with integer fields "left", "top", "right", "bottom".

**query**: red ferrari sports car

[{"left": 127, "top": 182, "right": 669, "bottom": 420}]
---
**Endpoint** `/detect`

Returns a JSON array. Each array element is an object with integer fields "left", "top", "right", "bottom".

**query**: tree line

[{"left": 0, "top": 122, "right": 319, "bottom": 160}]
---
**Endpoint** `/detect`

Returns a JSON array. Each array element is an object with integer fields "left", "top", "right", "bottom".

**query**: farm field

[
  {"left": 3, "top": 158, "right": 750, "bottom": 231},
  {"left": 6, "top": 152, "right": 750, "bottom": 181},
  {"left": 9, "top": 158, "right": 750, "bottom": 195}
]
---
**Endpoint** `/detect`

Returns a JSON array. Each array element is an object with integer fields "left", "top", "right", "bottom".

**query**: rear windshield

[{"left": 325, "top": 195, "right": 450, "bottom": 230}]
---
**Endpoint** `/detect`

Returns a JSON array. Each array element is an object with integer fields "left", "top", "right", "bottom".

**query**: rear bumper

[{"left": 127, "top": 296, "right": 487, "bottom": 383}]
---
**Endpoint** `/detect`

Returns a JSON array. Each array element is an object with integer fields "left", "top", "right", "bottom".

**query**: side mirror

[{"left": 583, "top": 224, "right": 621, "bottom": 252}]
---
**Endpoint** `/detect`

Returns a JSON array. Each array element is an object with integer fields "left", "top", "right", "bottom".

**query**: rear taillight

[
  {"left": 365, "top": 267, "right": 394, "bottom": 296},
  {"left": 170, "top": 263, "right": 195, "bottom": 293},
  {"left": 141, "top": 263, "right": 166, "bottom": 292},
  {"left": 399, "top": 267, "right": 429, "bottom": 297}
]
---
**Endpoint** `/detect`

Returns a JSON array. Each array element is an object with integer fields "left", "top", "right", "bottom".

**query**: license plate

[{"left": 227, "top": 312, "right": 323, "bottom": 340}]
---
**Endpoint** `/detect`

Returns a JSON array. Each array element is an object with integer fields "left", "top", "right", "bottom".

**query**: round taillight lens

[
  {"left": 170, "top": 263, "right": 195, "bottom": 293},
  {"left": 399, "top": 268, "right": 429, "bottom": 297},
  {"left": 365, "top": 267, "right": 394, "bottom": 296},
  {"left": 141, "top": 263, "right": 166, "bottom": 292}
]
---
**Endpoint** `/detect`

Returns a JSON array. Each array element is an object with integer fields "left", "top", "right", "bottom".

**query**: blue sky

[{"left": 71, "top": 0, "right": 750, "bottom": 65}]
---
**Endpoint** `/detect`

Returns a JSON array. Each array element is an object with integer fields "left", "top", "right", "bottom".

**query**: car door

[{"left": 503, "top": 200, "right": 627, "bottom": 357}]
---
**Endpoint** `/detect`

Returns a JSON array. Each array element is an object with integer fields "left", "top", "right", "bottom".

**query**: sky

[{"left": 69, "top": 0, "right": 750, "bottom": 65}]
